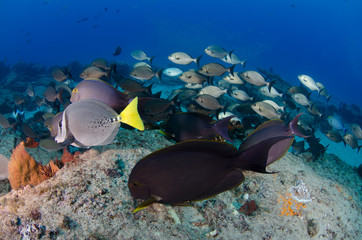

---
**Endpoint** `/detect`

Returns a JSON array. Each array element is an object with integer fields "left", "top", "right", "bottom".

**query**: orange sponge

[{"left": 7, "top": 141, "right": 56, "bottom": 189}]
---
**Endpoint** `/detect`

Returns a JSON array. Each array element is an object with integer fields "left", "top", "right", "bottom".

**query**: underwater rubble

[{"left": 0, "top": 130, "right": 361, "bottom": 240}]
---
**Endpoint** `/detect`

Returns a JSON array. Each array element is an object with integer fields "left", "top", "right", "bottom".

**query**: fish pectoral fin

[
  {"left": 118, "top": 97, "right": 145, "bottom": 131},
  {"left": 133, "top": 197, "right": 156, "bottom": 213}
]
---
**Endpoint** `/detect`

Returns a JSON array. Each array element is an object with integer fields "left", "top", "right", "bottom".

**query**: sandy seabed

[{"left": 0, "top": 129, "right": 361, "bottom": 240}]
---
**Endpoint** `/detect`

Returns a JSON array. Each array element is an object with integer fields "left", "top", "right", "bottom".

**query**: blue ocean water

[{"left": 1, "top": 0, "right": 361, "bottom": 105}]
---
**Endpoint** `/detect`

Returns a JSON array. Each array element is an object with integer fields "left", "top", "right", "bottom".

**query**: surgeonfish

[
  {"left": 194, "top": 94, "right": 224, "bottom": 110},
  {"left": 91, "top": 58, "right": 110, "bottom": 71},
  {"left": 204, "top": 45, "right": 232, "bottom": 59},
  {"left": 262, "top": 100, "right": 285, "bottom": 112},
  {"left": 238, "top": 113, "right": 309, "bottom": 164},
  {"left": 258, "top": 86, "right": 283, "bottom": 98},
  {"left": 240, "top": 71, "right": 274, "bottom": 91},
  {"left": 0, "top": 114, "right": 11, "bottom": 129},
  {"left": 327, "top": 115, "right": 345, "bottom": 131},
  {"left": 80, "top": 66, "right": 109, "bottom": 79},
  {"left": 325, "top": 130, "right": 343, "bottom": 143},
  {"left": 51, "top": 67, "right": 72, "bottom": 82},
  {"left": 291, "top": 93, "right": 311, "bottom": 107},
  {"left": 198, "top": 86, "right": 227, "bottom": 98},
  {"left": 298, "top": 75, "right": 319, "bottom": 93},
  {"left": 130, "top": 50, "right": 154, "bottom": 64},
  {"left": 55, "top": 97, "right": 144, "bottom": 147},
  {"left": 343, "top": 133, "right": 361, "bottom": 153},
  {"left": 164, "top": 112, "right": 234, "bottom": 142},
  {"left": 128, "top": 135, "right": 293, "bottom": 212},
  {"left": 168, "top": 52, "right": 202, "bottom": 67},
  {"left": 221, "top": 53, "right": 246, "bottom": 67},
  {"left": 179, "top": 69, "right": 208, "bottom": 84},
  {"left": 251, "top": 101, "right": 281, "bottom": 120},
  {"left": 130, "top": 66, "right": 162, "bottom": 81},
  {"left": 223, "top": 72, "right": 244, "bottom": 85},
  {"left": 230, "top": 89, "right": 253, "bottom": 101},
  {"left": 198, "top": 63, "right": 235, "bottom": 77},
  {"left": 70, "top": 79, "right": 129, "bottom": 111},
  {"left": 112, "top": 46, "right": 122, "bottom": 57},
  {"left": 350, "top": 123, "right": 362, "bottom": 140},
  {"left": 162, "top": 68, "right": 183, "bottom": 77}
]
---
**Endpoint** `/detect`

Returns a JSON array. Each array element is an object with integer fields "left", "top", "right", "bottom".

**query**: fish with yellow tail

[{"left": 55, "top": 97, "right": 144, "bottom": 148}]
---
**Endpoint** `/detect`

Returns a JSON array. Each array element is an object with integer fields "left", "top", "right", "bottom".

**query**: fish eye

[
  {"left": 175, "top": 57, "right": 180, "bottom": 60},
  {"left": 187, "top": 75, "right": 191, "bottom": 79},
  {"left": 58, "top": 121, "right": 62, "bottom": 128}
]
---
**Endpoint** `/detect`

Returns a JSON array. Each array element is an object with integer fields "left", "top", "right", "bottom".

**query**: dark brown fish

[
  {"left": 239, "top": 113, "right": 309, "bottom": 165},
  {"left": 165, "top": 112, "right": 233, "bottom": 142},
  {"left": 128, "top": 135, "right": 293, "bottom": 212},
  {"left": 112, "top": 46, "right": 122, "bottom": 56}
]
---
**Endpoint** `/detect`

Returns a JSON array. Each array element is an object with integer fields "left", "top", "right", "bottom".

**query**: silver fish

[
  {"left": 130, "top": 66, "right": 162, "bottom": 81},
  {"left": 240, "top": 71, "right": 273, "bottom": 89},
  {"left": 258, "top": 86, "right": 282, "bottom": 98},
  {"left": 343, "top": 133, "right": 361, "bottom": 152},
  {"left": 179, "top": 69, "right": 208, "bottom": 84},
  {"left": 230, "top": 89, "right": 253, "bottom": 101},
  {"left": 55, "top": 98, "right": 144, "bottom": 147},
  {"left": 168, "top": 52, "right": 201, "bottom": 67},
  {"left": 291, "top": 93, "right": 310, "bottom": 107},
  {"left": 205, "top": 45, "right": 231, "bottom": 58},
  {"left": 198, "top": 63, "right": 235, "bottom": 77},
  {"left": 130, "top": 50, "right": 154, "bottom": 64},
  {"left": 198, "top": 86, "right": 227, "bottom": 98},
  {"left": 195, "top": 94, "right": 224, "bottom": 110},
  {"left": 298, "top": 75, "right": 319, "bottom": 92},
  {"left": 80, "top": 66, "right": 108, "bottom": 79},
  {"left": 223, "top": 72, "right": 244, "bottom": 84},
  {"left": 350, "top": 123, "right": 362, "bottom": 139},
  {"left": 221, "top": 53, "right": 246, "bottom": 67},
  {"left": 251, "top": 102, "right": 281, "bottom": 119}
]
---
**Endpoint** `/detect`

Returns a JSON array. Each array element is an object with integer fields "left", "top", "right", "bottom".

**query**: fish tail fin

[
  {"left": 326, "top": 95, "right": 331, "bottom": 103},
  {"left": 289, "top": 113, "right": 310, "bottom": 138},
  {"left": 229, "top": 64, "right": 236, "bottom": 76},
  {"left": 118, "top": 97, "right": 145, "bottom": 131},
  {"left": 241, "top": 60, "right": 247, "bottom": 68},
  {"left": 110, "top": 63, "right": 118, "bottom": 74},
  {"left": 57, "top": 88, "right": 64, "bottom": 105},
  {"left": 213, "top": 116, "right": 234, "bottom": 142},
  {"left": 268, "top": 80, "right": 276, "bottom": 92},
  {"left": 156, "top": 69, "right": 163, "bottom": 82},
  {"left": 234, "top": 136, "right": 294, "bottom": 173},
  {"left": 149, "top": 56, "right": 155, "bottom": 65},
  {"left": 196, "top": 55, "right": 202, "bottom": 68}
]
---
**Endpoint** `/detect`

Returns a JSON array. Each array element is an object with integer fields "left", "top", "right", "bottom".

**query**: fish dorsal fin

[
  {"left": 118, "top": 97, "right": 145, "bottom": 131},
  {"left": 140, "top": 140, "right": 238, "bottom": 163},
  {"left": 245, "top": 119, "right": 285, "bottom": 139}
]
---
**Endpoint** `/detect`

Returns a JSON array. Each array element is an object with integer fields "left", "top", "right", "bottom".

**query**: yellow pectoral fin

[
  {"left": 119, "top": 97, "right": 145, "bottom": 131},
  {"left": 133, "top": 198, "right": 156, "bottom": 213}
]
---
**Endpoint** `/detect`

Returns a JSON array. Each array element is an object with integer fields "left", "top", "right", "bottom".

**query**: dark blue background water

[{"left": 1, "top": 0, "right": 361, "bottom": 106}]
